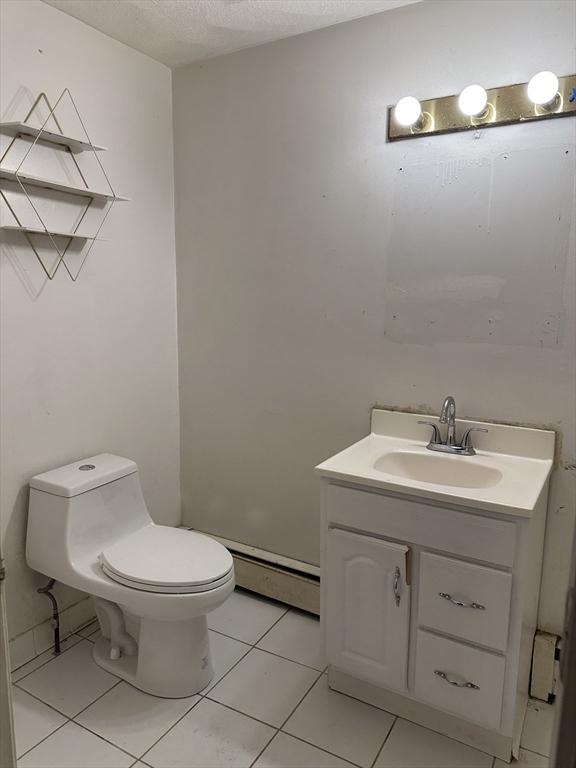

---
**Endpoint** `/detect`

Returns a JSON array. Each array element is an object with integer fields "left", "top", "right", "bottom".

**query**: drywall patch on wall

[
  {"left": 174, "top": 0, "right": 576, "bottom": 635},
  {"left": 385, "top": 147, "right": 573, "bottom": 346}
]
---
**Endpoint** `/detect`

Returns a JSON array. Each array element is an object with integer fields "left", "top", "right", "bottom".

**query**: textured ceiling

[{"left": 42, "top": 0, "right": 421, "bottom": 68}]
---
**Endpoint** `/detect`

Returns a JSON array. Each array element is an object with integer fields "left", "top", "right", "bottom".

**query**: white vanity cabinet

[
  {"left": 317, "top": 408, "right": 555, "bottom": 763},
  {"left": 326, "top": 528, "right": 410, "bottom": 692}
]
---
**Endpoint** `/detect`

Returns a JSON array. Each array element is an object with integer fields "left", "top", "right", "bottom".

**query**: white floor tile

[
  {"left": 143, "top": 698, "right": 275, "bottom": 768},
  {"left": 209, "top": 648, "right": 318, "bottom": 727},
  {"left": 495, "top": 748, "right": 549, "bottom": 767},
  {"left": 12, "top": 687, "right": 67, "bottom": 758},
  {"left": 17, "top": 640, "right": 119, "bottom": 717},
  {"left": 18, "top": 722, "right": 133, "bottom": 768},
  {"left": 521, "top": 700, "right": 555, "bottom": 757},
  {"left": 12, "top": 635, "right": 82, "bottom": 683},
  {"left": 208, "top": 590, "right": 287, "bottom": 644},
  {"left": 76, "top": 681, "right": 200, "bottom": 757},
  {"left": 203, "top": 630, "right": 251, "bottom": 692},
  {"left": 375, "top": 718, "right": 492, "bottom": 768},
  {"left": 256, "top": 610, "right": 325, "bottom": 670},
  {"left": 254, "top": 732, "right": 354, "bottom": 768},
  {"left": 284, "top": 676, "right": 395, "bottom": 768}
]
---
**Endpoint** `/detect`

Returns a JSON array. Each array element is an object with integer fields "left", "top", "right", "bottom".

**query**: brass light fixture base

[{"left": 387, "top": 74, "right": 576, "bottom": 142}]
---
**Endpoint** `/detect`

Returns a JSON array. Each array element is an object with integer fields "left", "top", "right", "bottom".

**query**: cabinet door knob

[
  {"left": 434, "top": 669, "right": 480, "bottom": 690},
  {"left": 438, "top": 592, "right": 486, "bottom": 610},
  {"left": 393, "top": 566, "right": 401, "bottom": 607}
]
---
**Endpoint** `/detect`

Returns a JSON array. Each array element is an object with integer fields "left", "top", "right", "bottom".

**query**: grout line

[
  {"left": 202, "top": 644, "right": 252, "bottom": 695},
  {"left": 202, "top": 695, "right": 287, "bottom": 731},
  {"left": 71, "top": 720, "right": 143, "bottom": 763},
  {"left": 75, "top": 621, "right": 99, "bottom": 637},
  {"left": 519, "top": 747, "right": 551, "bottom": 759},
  {"left": 248, "top": 726, "right": 278, "bottom": 768},
  {"left": 206, "top": 626, "right": 256, "bottom": 644},
  {"left": 12, "top": 683, "right": 77, "bottom": 721},
  {"left": 385, "top": 709, "right": 498, "bottom": 762},
  {"left": 14, "top": 675, "right": 124, "bottom": 729},
  {"left": 75, "top": 693, "right": 202, "bottom": 764},
  {"left": 321, "top": 675, "right": 403, "bottom": 719},
  {"left": 205, "top": 667, "right": 325, "bottom": 768},
  {"left": 369, "top": 714, "right": 397, "bottom": 768},
  {"left": 11, "top": 635, "right": 83, "bottom": 683},
  {"left": 247, "top": 668, "right": 325, "bottom": 768},
  {"left": 251, "top": 606, "right": 290, "bottom": 646},
  {"left": 70, "top": 678, "right": 124, "bottom": 718},
  {"left": 278, "top": 669, "right": 324, "bottom": 731},
  {"left": 207, "top": 611, "right": 290, "bottom": 649},
  {"left": 136, "top": 695, "right": 204, "bottom": 764},
  {"left": 16, "top": 720, "right": 71, "bottom": 761},
  {"left": 249, "top": 643, "right": 325, "bottom": 672},
  {"left": 277, "top": 731, "right": 363, "bottom": 768},
  {"left": 206, "top": 601, "right": 289, "bottom": 650}
]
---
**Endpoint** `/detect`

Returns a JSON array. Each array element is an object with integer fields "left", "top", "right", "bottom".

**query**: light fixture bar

[{"left": 387, "top": 74, "right": 576, "bottom": 142}]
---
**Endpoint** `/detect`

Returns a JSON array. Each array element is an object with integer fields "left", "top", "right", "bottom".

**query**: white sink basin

[
  {"left": 316, "top": 408, "right": 555, "bottom": 517},
  {"left": 373, "top": 451, "right": 503, "bottom": 489}
]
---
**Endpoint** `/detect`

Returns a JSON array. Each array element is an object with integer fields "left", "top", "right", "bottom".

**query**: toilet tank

[{"left": 27, "top": 454, "right": 152, "bottom": 580}]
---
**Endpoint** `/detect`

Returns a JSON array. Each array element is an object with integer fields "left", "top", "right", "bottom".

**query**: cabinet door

[{"left": 326, "top": 528, "right": 410, "bottom": 692}]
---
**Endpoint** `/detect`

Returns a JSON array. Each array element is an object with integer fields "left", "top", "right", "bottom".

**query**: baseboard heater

[{"left": 187, "top": 530, "right": 320, "bottom": 615}]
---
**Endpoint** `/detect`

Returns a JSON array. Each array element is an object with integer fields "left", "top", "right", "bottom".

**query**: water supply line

[{"left": 37, "top": 578, "right": 61, "bottom": 654}]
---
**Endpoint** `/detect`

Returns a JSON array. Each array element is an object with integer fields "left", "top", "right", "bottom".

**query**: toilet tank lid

[{"left": 30, "top": 454, "right": 138, "bottom": 497}]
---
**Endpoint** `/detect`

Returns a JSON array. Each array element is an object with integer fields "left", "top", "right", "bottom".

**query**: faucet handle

[
  {"left": 418, "top": 420, "right": 442, "bottom": 445},
  {"left": 460, "top": 427, "right": 488, "bottom": 449}
]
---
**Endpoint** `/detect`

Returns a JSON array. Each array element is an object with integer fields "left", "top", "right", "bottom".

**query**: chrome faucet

[
  {"left": 418, "top": 396, "right": 488, "bottom": 456},
  {"left": 440, "top": 396, "right": 457, "bottom": 446}
]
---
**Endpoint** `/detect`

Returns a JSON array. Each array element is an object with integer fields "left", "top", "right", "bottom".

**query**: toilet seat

[{"left": 99, "top": 525, "right": 234, "bottom": 594}]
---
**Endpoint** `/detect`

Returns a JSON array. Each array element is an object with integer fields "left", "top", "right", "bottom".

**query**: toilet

[{"left": 26, "top": 454, "right": 235, "bottom": 698}]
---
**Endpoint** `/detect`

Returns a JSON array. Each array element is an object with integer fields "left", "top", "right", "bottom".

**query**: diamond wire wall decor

[{"left": 0, "top": 89, "right": 129, "bottom": 281}]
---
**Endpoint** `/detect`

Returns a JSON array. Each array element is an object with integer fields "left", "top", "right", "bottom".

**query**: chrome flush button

[{"left": 78, "top": 464, "right": 96, "bottom": 471}]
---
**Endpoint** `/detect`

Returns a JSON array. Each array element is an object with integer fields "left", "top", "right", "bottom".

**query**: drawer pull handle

[
  {"left": 393, "top": 566, "right": 401, "bottom": 607},
  {"left": 439, "top": 592, "right": 485, "bottom": 610},
  {"left": 434, "top": 669, "right": 480, "bottom": 690}
]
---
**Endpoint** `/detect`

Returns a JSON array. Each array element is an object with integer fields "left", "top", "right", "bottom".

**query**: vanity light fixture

[
  {"left": 527, "top": 70, "right": 559, "bottom": 108},
  {"left": 394, "top": 96, "right": 422, "bottom": 127},
  {"left": 387, "top": 72, "right": 576, "bottom": 141},
  {"left": 458, "top": 84, "right": 488, "bottom": 117}
]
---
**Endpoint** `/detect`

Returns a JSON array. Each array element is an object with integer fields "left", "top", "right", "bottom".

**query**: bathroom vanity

[{"left": 316, "top": 408, "right": 555, "bottom": 762}]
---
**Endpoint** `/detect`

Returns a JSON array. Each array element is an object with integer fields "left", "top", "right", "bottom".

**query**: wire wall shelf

[{"left": 0, "top": 89, "right": 129, "bottom": 281}]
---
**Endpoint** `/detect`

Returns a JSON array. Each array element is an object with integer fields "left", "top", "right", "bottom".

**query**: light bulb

[
  {"left": 527, "top": 71, "right": 559, "bottom": 106},
  {"left": 458, "top": 84, "right": 488, "bottom": 117},
  {"left": 394, "top": 96, "right": 422, "bottom": 127}
]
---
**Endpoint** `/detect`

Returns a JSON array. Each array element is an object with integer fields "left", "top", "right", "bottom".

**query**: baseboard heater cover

[{"left": 186, "top": 530, "right": 320, "bottom": 615}]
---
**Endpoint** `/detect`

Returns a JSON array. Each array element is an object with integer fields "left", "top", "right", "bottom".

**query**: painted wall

[
  {"left": 0, "top": 0, "right": 180, "bottom": 648},
  {"left": 174, "top": 0, "right": 576, "bottom": 634}
]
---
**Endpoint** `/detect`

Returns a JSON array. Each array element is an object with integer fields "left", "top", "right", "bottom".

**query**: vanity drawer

[
  {"left": 414, "top": 630, "right": 505, "bottom": 730},
  {"left": 326, "top": 483, "right": 516, "bottom": 567},
  {"left": 418, "top": 553, "right": 512, "bottom": 652}
]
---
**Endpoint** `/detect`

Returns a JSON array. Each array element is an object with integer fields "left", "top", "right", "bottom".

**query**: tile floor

[{"left": 11, "top": 589, "right": 554, "bottom": 768}]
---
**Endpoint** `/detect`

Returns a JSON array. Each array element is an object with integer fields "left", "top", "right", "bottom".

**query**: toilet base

[{"left": 93, "top": 614, "right": 214, "bottom": 698}]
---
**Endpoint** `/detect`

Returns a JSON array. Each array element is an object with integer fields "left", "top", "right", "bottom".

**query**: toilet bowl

[{"left": 26, "top": 454, "right": 235, "bottom": 698}]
